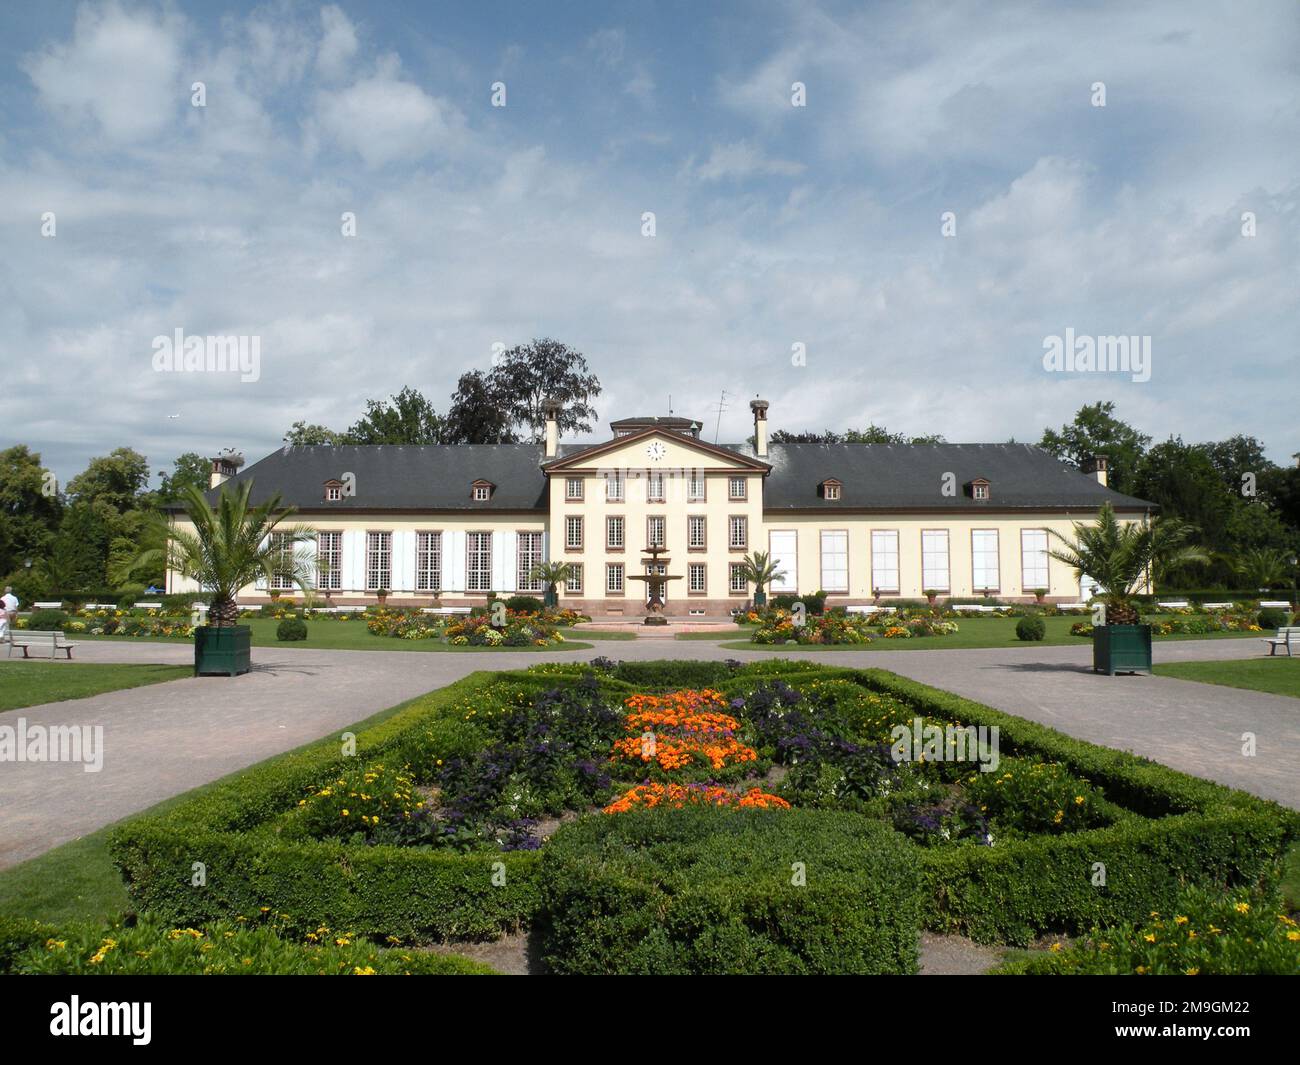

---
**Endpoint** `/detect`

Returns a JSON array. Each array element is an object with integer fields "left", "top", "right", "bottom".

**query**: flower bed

[
  {"left": 748, "top": 606, "right": 959, "bottom": 644},
  {"left": 109, "top": 661, "right": 1299, "bottom": 969}
]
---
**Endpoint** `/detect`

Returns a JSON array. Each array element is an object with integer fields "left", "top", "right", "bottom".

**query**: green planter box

[
  {"left": 1092, "top": 623, "right": 1152, "bottom": 676},
  {"left": 194, "top": 625, "right": 252, "bottom": 677}
]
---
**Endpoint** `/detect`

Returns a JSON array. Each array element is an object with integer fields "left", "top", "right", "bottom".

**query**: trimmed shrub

[
  {"left": 1015, "top": 615, "right": 1046, "bottom": 641},
  {"left": 538, "top": 807, "right": 923, "bottom": 974},
  {"left": 770, "top": 592, "right": 826, "bottom": 615},
  {"left": 610, "top": 660, "right": 736, "bottom": 688},
  {"left": 28, "top": 608, "right": 67, "bottom": 631},
  {"left": 504, "top": 595, "right": 544, "bottom": 615},
  {"left": 1258, "top": 607, "right": 1289, "bottom": 630},
  {"left": 276, "top": 617, "right": 308, "bottom": 642}
]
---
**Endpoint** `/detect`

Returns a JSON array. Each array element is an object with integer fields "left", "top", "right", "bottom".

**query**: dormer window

[
  {"left": 471, "top": 479, "right": 495, "bottom": 502},
  {"left": 966, "top": 478, "right": 991, "bottom": 501},
  {"left": 819, "top": 478, "right": 843, "bottom": 501},
  {"left": 323, "top": 479, "right": 344, "bottom": 502}
]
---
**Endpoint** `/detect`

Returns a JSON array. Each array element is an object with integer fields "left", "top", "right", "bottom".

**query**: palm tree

[
  {"left": 736, "top": 550, "right": 786, "bottom": 605},
  {"left": 135, "top": 481, "right": 317, "bottom": 627},
  {"left": 528, "top": 560, "right": 574, "bottom": 608},
  {"left": 1226, "top": 546, "right": 1293, "bottom": 590},
  {"left": 1048, "top": 503, "right": 1203, "bottom": 625}
]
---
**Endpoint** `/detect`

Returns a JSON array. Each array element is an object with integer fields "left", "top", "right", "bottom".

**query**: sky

[{"left": 1, "top": 0, "right": 1297, "bottom": 486}]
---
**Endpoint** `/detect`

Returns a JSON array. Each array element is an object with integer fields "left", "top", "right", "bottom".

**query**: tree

[
  {"left": 136, "top": 481, "right": 316, "bottom": 627},
  {"left": 1039, "top": 402, "right": 1150, "bottom": 495},
  {"left": 491, "top": 338, "right": 601, "bottom": 440},
  {"left": 345, "top": 387, "right": 444, "bottom": 445},
  {"left": 283, "top": 421, "right": 348, "bottom": 446},
  {"left": 735, "top": 550, "right": 786, "bottom": 603},
  {"left": 443, "top": 371, "right": 519, "bottom": 444},
  {"left": 528, "top": 560, "right": 574, "bottom": 608},
  {"left": 768, "top": 426, "right": 945, "bottom": 445},
  {"left": 65, "top": 448, "right": 150, "bottom": 512},
  {"left": 1227, "top": 547, "right": 1293, "bottom": 590},
  {"left": 0, "top": 445, "right": 62, "bottom": 577},
  {"left": 157, "top": 452, "right": 210, "bottom": 504}
]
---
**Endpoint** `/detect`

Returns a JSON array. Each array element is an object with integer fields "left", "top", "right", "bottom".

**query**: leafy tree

[
  {"left": 0, "top": 445, "right": 62, "bottom": 577},
  {"left": 283, "top": 421, "right": 349, "bottom": 446},
  {"left": 1226, "top": 546, "right": 1294, "bottom": 590},
  {"left": 528, "top": 560, "right": 574, "bottom": 607},
  {"left": 345, "top": 387, "right": 444, "bottom": 445},
  {"left": 157, "top": 452, "right": 210, "bottom": 504},
  {"left": 491, "top": 338, "right": 601, "bottom": 440},
  {"left": 443, "top": 371, "right": 519, "bottom": 444},
  {"left": 735, "top": 550, "right": 786, "bottom": 601},
  {"left": 768, "top": 426, "right": 945, "bottom": 445},
  {"left": 48, "top": 503, "right": 114, "bottom": 592},
  {"left": 65, "top": 448, "right": 150, "bottom": 512},
  {"left": 1202, "top": 435, "right": 1275, "bottom": 496},
  {"left": 1039, "top": 402, "right": 1150, "bottom": 495}
]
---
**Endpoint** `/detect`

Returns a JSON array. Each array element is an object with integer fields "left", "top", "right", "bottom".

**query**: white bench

[
  {"left": 1156, "top": 600, "right": 1190, "bottom": 609},
  {"left": 1263, "top": 627, "right": 1299, "bottom": 657},
  {"left": 33, "top": 601, "right": 62, "bottom": 610},
  {"left": 952, "top": 604, "right": 999, "bottom": 613},
  {"left": 420, "top": 607, "right": 472, "bottom": 615},
  {"left": 846, "top": 605, "right": 894, "bottom": 615},
  {"left": 9, "top": 629, "right": 77, "bottom": 659},
  {"left": 133, "top": 602, "right": 161, "bottom": 610},
  {"left": 1260, "top": 600, "right": 1291, "bottom": 609}
]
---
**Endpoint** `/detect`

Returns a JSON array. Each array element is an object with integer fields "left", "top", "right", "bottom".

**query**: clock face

[{"left": 646, "top": 441, "right": 667, "bottom": 461}]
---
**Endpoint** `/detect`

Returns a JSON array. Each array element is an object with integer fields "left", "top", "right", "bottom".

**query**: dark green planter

[
  {"left": 194, "top": 624, "right": 252, "bottom": 677},
  {"left": 544, "top": 587, "right": 558, "bottom": 609},
  {"left": 754, "top": 591, "right": 768, "bottom": 607},
  {"left": 1092, "top": 624, "right": 1152, "bottom": 675}
]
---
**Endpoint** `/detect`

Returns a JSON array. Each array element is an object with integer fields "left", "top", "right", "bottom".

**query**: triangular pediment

[{"left": 544, "top": 426, "right": 769, "bottom": 472}]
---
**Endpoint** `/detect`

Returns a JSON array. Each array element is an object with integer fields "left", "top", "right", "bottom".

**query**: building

[{"left": 168, "top": 399, "right": 1153, "bottom": 614}]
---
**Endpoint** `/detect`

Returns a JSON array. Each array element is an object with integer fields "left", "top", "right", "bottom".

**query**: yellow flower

[
  {"left": 1174, "top": 915, "right": 1188, "bottom": 925},
  {"left": 1143, "top": 933, "right": 1156, "bottom": 942},
  {"left": 1053, "top": 810, "right": 1064, "bottom": 824},
  {"left": 1287, "top": 931, "right": 1300, "bottom": 942},
  {"left": 342, "top": 809, "right": 350, "bottom": 817},
  {"left": 1185, "top": 967, "right": 1200, "bottom": 976},
  {"left": 1235, "top": 901, "right": 1251, "bottom": 914},
  {"left": 1074, "top": 795, "right": 1085, "bottom": 805}
]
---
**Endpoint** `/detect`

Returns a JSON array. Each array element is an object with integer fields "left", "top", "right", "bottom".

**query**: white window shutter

[
  {"left": 445, "top": 531, "right": 466, "bottom": 592},
  {"left": 254, "top": 535, "right": 269, "bottom": 590}
]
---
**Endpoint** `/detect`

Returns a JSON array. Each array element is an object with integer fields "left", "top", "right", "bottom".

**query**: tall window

[
  {"left": 729, "top": 563, "right": 748, "bottom": 593},
  {"left": 647, "top": 515, "right": 666, "bottom": 548},
  {"left": 921, "top": 530, "right": 949, "bottom": 592},
  {"left": 416, "top": 531, "right": 442, "bottom": 592},
  {"left": 820, "top": 530, "right": 848, "bottom": 593},
  {"left": 565, "top": 477, "right": 583, "bottom": 500},
  {"left": 729, "top": 476, "right": 747, "bottom": 500},
  {"left": 606, "top": 563, "right": 624, "bottom": 594},
  {"left": 605, "top": 471, "right": 624, "bottom": 502},
  {"left": 1021, "top": 529, "right": 1050, "bottom": 590},
  {"left": 467, "top": 532, "right": 493, "bottom": 592},
  {"left": 267, "top": 533, "right": 295, "bottom": 590},
  {"left": 565, "top": 515, "right": 583, "bottom": 550},
  {"left": 607, "top": 516, "right": 624, "bottom": 549},
  {"left": 646, "top": 471, "right": 664, "bottom": 502},
  {"left": 366, "top": 532, "right": 392, "bottom": 591},
  {"left": 518, "top": 531, "right": 543, "bottom": 591},
  {"left": 728, "top": 515, "right": 747, "bottom": 549},
  {"left": 687, "top": 472, "right": 706, "bottom": 501},
  {"left": 688, "top": 563, "right": 706, "bottom": 592},
  {"left": 688, "top": 515, "right": 706, "bottom": 549},
  {"left": 565, "top": 563, "right": 583, "bottom": 593},
  {"left": 972, "top": 530, "right": 1000, "bottom": 592},
  {"left": 317, "top": 532, "right": 342, "bottom": 590},
  {"left": 871, "top": 530, "right": 899, "bottom": 593}
]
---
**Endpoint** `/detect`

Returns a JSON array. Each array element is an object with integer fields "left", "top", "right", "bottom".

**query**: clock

[{"left": 646, "top": 441, "right": 667, "bottom": 461}]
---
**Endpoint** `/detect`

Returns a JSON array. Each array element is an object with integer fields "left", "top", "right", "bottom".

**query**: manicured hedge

[{"left": 537, "top": 806, "right": 923, "bottom": 974}]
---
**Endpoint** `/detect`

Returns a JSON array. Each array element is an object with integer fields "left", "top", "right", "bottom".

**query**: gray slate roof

[{"left": 193, "top": 440, "right": 1153, "bottom": 513}]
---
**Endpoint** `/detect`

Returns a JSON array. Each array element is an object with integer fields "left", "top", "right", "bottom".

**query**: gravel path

[{"left": 0, "top": 633, "right": 1293, "bottom": 870}]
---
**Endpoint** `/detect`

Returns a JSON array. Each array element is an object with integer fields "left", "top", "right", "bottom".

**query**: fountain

[{"left": 626, "top": 545, "right": 683, "bottom": 625}]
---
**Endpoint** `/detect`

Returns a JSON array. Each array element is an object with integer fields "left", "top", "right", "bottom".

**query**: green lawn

[
  {"left": 0, "top": 661, "right": 190, "bottom": 713},
  {"left": 720, "top": 614, "right": 1263, "bottom": 652},
  {"left": 1152, "top": 657, "right": 1300, "bottom": 699},
  {"left": 73, "top": 617, "right": 593, "bottom": 653}
]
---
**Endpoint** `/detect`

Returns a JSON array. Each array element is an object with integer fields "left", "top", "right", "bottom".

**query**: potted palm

[
  {"left": 737, "top": 551, "right": 785, "bottom": 608},
  {"left": 137, "top": 481, "right": 316, "bottom": 677},
  {"left": 1050, "top": 503, "right": 1204, "bottom": 676},
  {"left": 529, "top": 560, "right": 574, "bottom": 610}
]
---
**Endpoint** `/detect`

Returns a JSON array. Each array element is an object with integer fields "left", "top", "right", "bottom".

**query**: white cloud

[
  {"left": 690, "top": 140, "right": 805, "bottom": 182},
  {"left": 316, "top": 4, "right": 359, "bottom": 81}
]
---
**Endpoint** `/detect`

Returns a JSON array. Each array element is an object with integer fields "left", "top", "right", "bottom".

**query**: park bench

[
  {"left": 133, "top": 602, "right": 161, "bottom": 611},
  {"left": 9, "top": 629, "right": 77, "bottom": 659},
  {"left": 420, "top": 606, "right": 473, "bottom": 615},
  {"left": 952, "top": 604, "right": 999, "bottom": 613},
  {"left": 32, "top": 601, "right": 62, "bottom": 610},
  {"left": 1259, "top": 600, "right": 1291, "bottom": 609},
  {"left": 1262, "top": 627, "right": 1299, "bottom": 657},
  {"left": 1156, "top": 600, "right": 1190, "bottom": 609},
  {"left": 846, "top": 604, "right": 893, "bottom": 615}
]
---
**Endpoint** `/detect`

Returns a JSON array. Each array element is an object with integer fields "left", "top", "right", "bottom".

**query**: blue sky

[{"left": 1, "top": 0, "right": 1297, "bottom": 484}]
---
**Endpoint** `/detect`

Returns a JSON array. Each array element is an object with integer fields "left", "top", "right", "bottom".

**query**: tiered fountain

[{"left": 626, "top": 545, "right": 683, "bottom": 625}]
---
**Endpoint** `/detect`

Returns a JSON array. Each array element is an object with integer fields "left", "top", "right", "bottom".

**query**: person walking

[{"left": 1, "top": 585, "right": 17, "bottom": 643}]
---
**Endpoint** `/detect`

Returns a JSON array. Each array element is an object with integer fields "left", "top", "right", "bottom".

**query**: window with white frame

[
  {"left": 687, "top": 471, "right": 706, "bottom": 501},
  {"left": 472, "top": 483, "right": 491, "bottom": 501},
  {"left": 565, "top": 563, "right": 583, "bottom": 593},
  {"left": 605, "top": 471, "right": 624, "bottom": 501},
  {"left": 728, "top": 515, "right": 747, "bottom": 549},
  {"left": 972, "top": 529, "right": 1000, "bottom": 592},
  {"left": 647, "top": 515, "right": 666, "bottom": 548},
  {"left": 565, "top": 515, "right": 583, "bottom": 550},
  {"left": 729, "top": 562, "right": 748, "bottom": 593},
  {"left": 415, "top": 531, "right": 442, "bottom": 592},
  {"left": 921, "top": 530, "right": 950, "bottom": 592},
  {"left": 325, "top": 484, "right": 342, "bottom": 502},
  {"left": 365, "top": 532, "right": 392, "bottom": 590},
  {"left": 687, "top": 515, "right": 706, "bottom": 549},
  {"left": 565, "top": 477, "right": 583, "bottom": 500},
  {"left": 688, "top": 563, "right": 706, "bottom": 592},
  {"left": 269, "top": 533, "right": 296, "bottom": 590},
  {"left": 606, "top": 563, "right": 624, "bottom": 593},
  {"left": 973, "top": 482, "right": 990, "bottom": 500},
  {"left": 1021, "top": 529, "right": 1050, "bottom": 590},
  {"left": 607, "top": 516, "right": 624, "bottom": 549},
  {"left": 646, "top": 471, "right": 664, "bottom": 502},
  {"left": 517, "top": 531, "right": 543, "bottom": 591},
  {"left": 820, "top": 530, "right": 848, "bottom": 592},
  {"left": 317, "top": 532, "right": 342, "bottom": 590},
  {"left": 871, "top": 530, "right": 899, "bottom": 593},
  {"left": 729, "top": 476, "right": 747, "bottom": 500},
  {"left": 466, "top": 532, "right": 493, "bottom": 592}
]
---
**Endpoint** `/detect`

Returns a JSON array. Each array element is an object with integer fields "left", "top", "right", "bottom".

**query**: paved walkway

[{"left": 0, "top": 635, "right": 1295, "bottom": 870}]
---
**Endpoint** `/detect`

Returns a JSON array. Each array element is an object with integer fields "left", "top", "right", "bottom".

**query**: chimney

[
  {"left": 750, "top": 398, "right": 770, "bottom": 458},
  {"left": 1081, "top": 454, "right": 1109, "bottom": 488},
  {"left": 542, "top": 398, "right": 561, "bottom": 459},
  {"left": 209, "top": 450, "right": 244, "bottom": 489}
]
